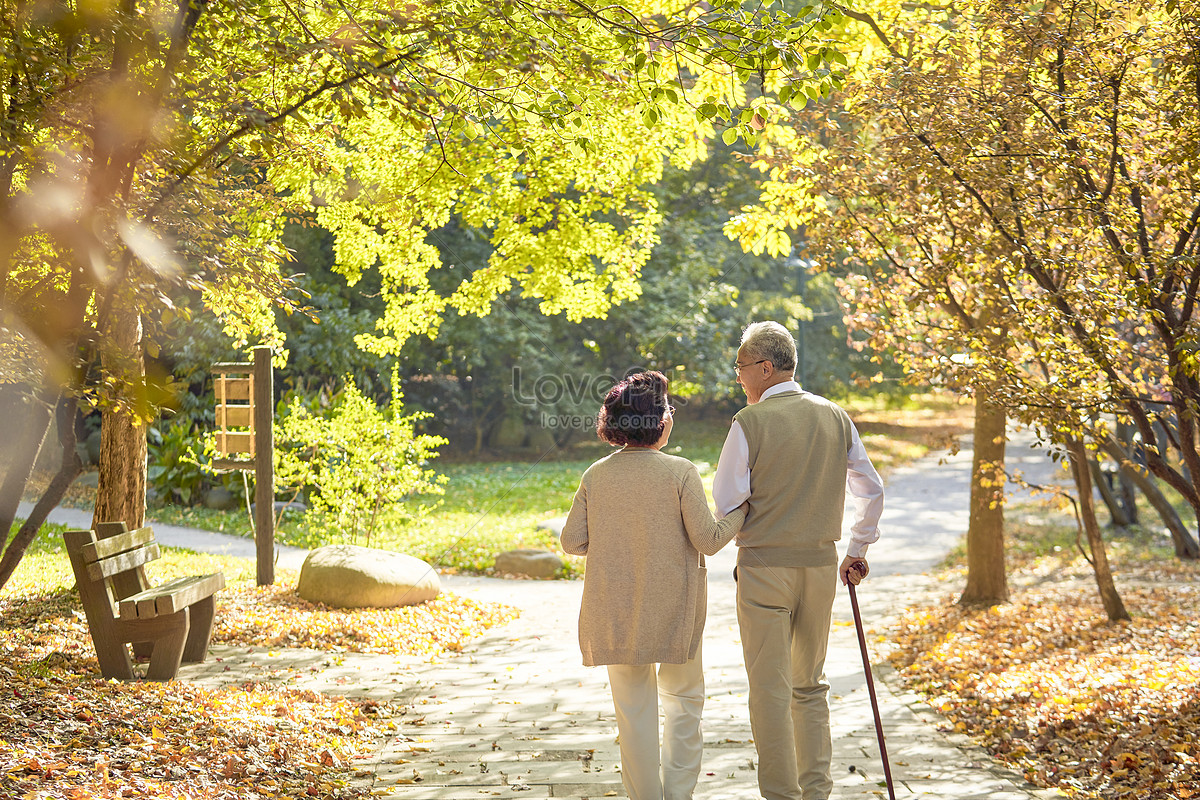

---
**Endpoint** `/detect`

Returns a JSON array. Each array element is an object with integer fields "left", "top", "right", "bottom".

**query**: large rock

[
  {"left": 535, "top": 516, "right": 566, "bottom": 536},
  {"left": 494, "top": 548, "right": 564, "bottom": 579},
  {"left": 85, "top": 429, "right": 103, "bottom": 466},
  {"left": 73, "top": 471, "right": 100, "bottom": 489},
  {"left": 297, "top": 544, "right": 440, "bottom": 608}
]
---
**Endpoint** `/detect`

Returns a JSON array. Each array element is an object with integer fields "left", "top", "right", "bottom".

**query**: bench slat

[
  {"left": 120, "top": 576, "right": 196, "bottom": 619},
  {"left": 155, "top": 572, "right": 225, "bottom": 616},
  {"left": 118, "top": 573, "right": 225, "bottom": 619},
  {"left": 80, "top": 527, "right": 156, "bottom": 563},
  {"left": 85, "top": 542, "right": 161, "bottom": 582}
]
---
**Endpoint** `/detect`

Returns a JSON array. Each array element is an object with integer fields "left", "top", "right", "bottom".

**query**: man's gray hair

[{"left": 741, "top": 321, "right": 797, "bottom": 374}]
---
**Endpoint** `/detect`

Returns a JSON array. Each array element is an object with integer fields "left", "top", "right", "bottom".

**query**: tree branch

[
  {"left": 150, "top": 50, "right": 419, "bottom": 214},
  {"left": 1174, "top": 202, "right": 1200, "bottom": 260},
  {"left": 279, "top": 0, "right": 321, "bottom": 43},
  {"left": 832, "top": 4, "right": 903, "bottom": 60}
]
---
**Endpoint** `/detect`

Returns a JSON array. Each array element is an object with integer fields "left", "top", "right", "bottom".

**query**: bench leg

[
  {"left": 144, "top": 609, "right": 190, "bottom": 681},
  {"left": 94, "top": 637, "right": 135, "bottom": 681},
  {"left": 182, "top": 595, "right": 217, "bottom": 663}
]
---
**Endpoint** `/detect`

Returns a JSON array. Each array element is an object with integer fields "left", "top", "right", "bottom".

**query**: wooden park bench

[{"left": 63, "top": 522, "right": 226, "bottom": 681}]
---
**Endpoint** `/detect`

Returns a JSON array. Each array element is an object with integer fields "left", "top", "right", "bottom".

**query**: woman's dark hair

[{"left": 596, "top": 371, "right": 670, "bottom": 447}]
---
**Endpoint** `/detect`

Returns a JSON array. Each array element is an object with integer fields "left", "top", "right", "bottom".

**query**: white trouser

[{"left": 606, "top": 649, "right": 705, "bottom": 800}]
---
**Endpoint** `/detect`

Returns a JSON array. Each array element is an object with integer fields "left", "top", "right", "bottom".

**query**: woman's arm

[
  {"left": 559, "top": 479, "right": 589, "bottom": 555},
  {"left": 680, "top": 465, "right": 746, "bottom": 556}
]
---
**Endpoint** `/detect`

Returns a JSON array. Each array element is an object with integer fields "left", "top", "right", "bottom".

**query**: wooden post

[{"left": 253, "top": 346, "right": 274, "bottom": 586}]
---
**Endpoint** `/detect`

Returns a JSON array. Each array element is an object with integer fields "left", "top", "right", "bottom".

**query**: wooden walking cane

[{"left": 847, "top": 564, "right": 898, "bottom": 800}]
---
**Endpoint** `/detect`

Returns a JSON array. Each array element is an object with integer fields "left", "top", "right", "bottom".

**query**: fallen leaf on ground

[{"left": 890, "top": 583, "right": 1200, "bottom": 799}]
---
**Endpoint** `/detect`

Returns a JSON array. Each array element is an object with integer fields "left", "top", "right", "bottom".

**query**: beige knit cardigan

[{"left": 560, "top": 448, "right": 746, "bottom": 667}]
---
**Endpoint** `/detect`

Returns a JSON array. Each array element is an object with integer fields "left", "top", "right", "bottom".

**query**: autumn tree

[
  {"left": 0, "top": 0, "right": 853, "bottom": 589},
  {"left": 727, "top": 0, "right": 1200, "bottom": 619}
]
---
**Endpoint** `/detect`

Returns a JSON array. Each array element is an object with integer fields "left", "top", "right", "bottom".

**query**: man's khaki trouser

[
  {"left": 607, "top": 650, "right": 705, "bottom": 800},
  {"left": 737, "top": 563, "right": 838, "bottom": 800}
]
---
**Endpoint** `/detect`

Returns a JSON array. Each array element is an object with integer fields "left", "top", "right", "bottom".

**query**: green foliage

[
  {"left": 146, "top": 422, "right": 209, "bottom": 507},
  {"left": 392, "top": 139, "right": 879, "bottom": 453},
  {"left": 275, "top": 372, "right": 447, "bottom": 546},
  {"left": 1, "top": 0, "right": 858, "bottom": 591},
  {"left": 1, "top": 0, "right": 852, "bottom": 422},
  {"left": 146, "top": 416, "right": 245, "bottom": 508}
]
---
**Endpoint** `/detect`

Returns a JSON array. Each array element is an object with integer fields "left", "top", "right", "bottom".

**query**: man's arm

[
  {"left": 712, "top": 420, "right": 751, "bottom": 518},
  {"left": 841, "top": 426, "right": 885, "bottom": 585}
]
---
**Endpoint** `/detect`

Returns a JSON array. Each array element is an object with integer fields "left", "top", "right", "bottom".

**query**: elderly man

[{"left": 713, "top": 321, "right": 885, "bottom": 800}]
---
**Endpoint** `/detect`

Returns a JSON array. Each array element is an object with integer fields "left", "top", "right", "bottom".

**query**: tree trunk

[
  {"left": 1066, "top": 439, "right": 1131, "bottom": 622},
  {"left": 959, "top": 397, "right": 1009, "bottom": 606},
  {"left": 1117, "top": 469, "right": 1138, "bottom": 525},
  {"left": 0, "top": 389, "right": 53, "bottom": 546},
  {"left": 1099, "top": 435, "right": 1200, "bottom": 559},
  {"left": 1089, "top": 458, "right": 1132, "bottom": 527},
  {"left": 0, "top": 395, "right": 83, "bottom": 591},
  {"left": 92, "top": 310, "right": 147, "bottom": 530}
]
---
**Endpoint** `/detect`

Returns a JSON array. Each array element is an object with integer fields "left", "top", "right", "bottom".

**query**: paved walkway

[{"left": 32, "top": 433, "right": 1069, "bottom": 799}]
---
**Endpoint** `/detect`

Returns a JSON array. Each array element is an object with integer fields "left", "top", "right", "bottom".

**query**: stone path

[{"left": 35, "top": 431, "right": 1071, "bottom": 798}]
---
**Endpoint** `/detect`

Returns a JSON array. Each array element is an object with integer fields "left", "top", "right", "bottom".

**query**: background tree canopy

[
  {"left": 0, "top": 0, "right": 855, "bottom": 587},
  {"left": 160, "top": 131, "right": 886, "bottom": 456},
  {"left": 726, "top": 0, "right": 1200, "bottom": 615}
]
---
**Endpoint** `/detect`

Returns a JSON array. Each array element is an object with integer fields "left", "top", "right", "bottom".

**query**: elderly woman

[{"left": 560, "top": 370, "right": 747, "bottom": 800}]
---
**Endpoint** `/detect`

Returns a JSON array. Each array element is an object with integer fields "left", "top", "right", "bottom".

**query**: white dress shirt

[{"left": 712, "top": 381, "right": 885, "bottom": 559}]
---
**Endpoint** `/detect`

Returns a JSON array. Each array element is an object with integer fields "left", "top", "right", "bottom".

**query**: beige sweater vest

[{"left": 734, "top": 390, "right": 853, "bottom": 568}]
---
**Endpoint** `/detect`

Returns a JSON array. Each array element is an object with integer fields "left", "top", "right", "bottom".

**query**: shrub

[
  {"left": 147, "top": 420, "right": 239, "bottom": 506},
  {"left": 275, "top": 371, "right": 446, "bottom": 546}
]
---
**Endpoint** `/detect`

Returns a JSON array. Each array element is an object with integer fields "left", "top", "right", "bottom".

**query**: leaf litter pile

[
  {"left": 214, "top": 580, "right": 517, "bottom": 656},
  {"left": 1, "top": 561, "right": 518, "bottom": 799},
  {"left": 889, "top": 583, "right": 1200, "bottom": 799},
  {"left": 2, "top": 671, "right": 381, "bottom": 800}
]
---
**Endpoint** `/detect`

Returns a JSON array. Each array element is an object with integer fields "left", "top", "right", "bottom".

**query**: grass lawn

[{"left": 54, "top": 392, "right": 972, "bottom": 577}]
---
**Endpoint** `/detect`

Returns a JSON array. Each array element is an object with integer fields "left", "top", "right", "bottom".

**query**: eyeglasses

[
  {"left": 734, "top": 359, "right": 767, "bottom": 375},
  {"left": 666, "top": 405, "right": 676, "bottom": 416}
]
